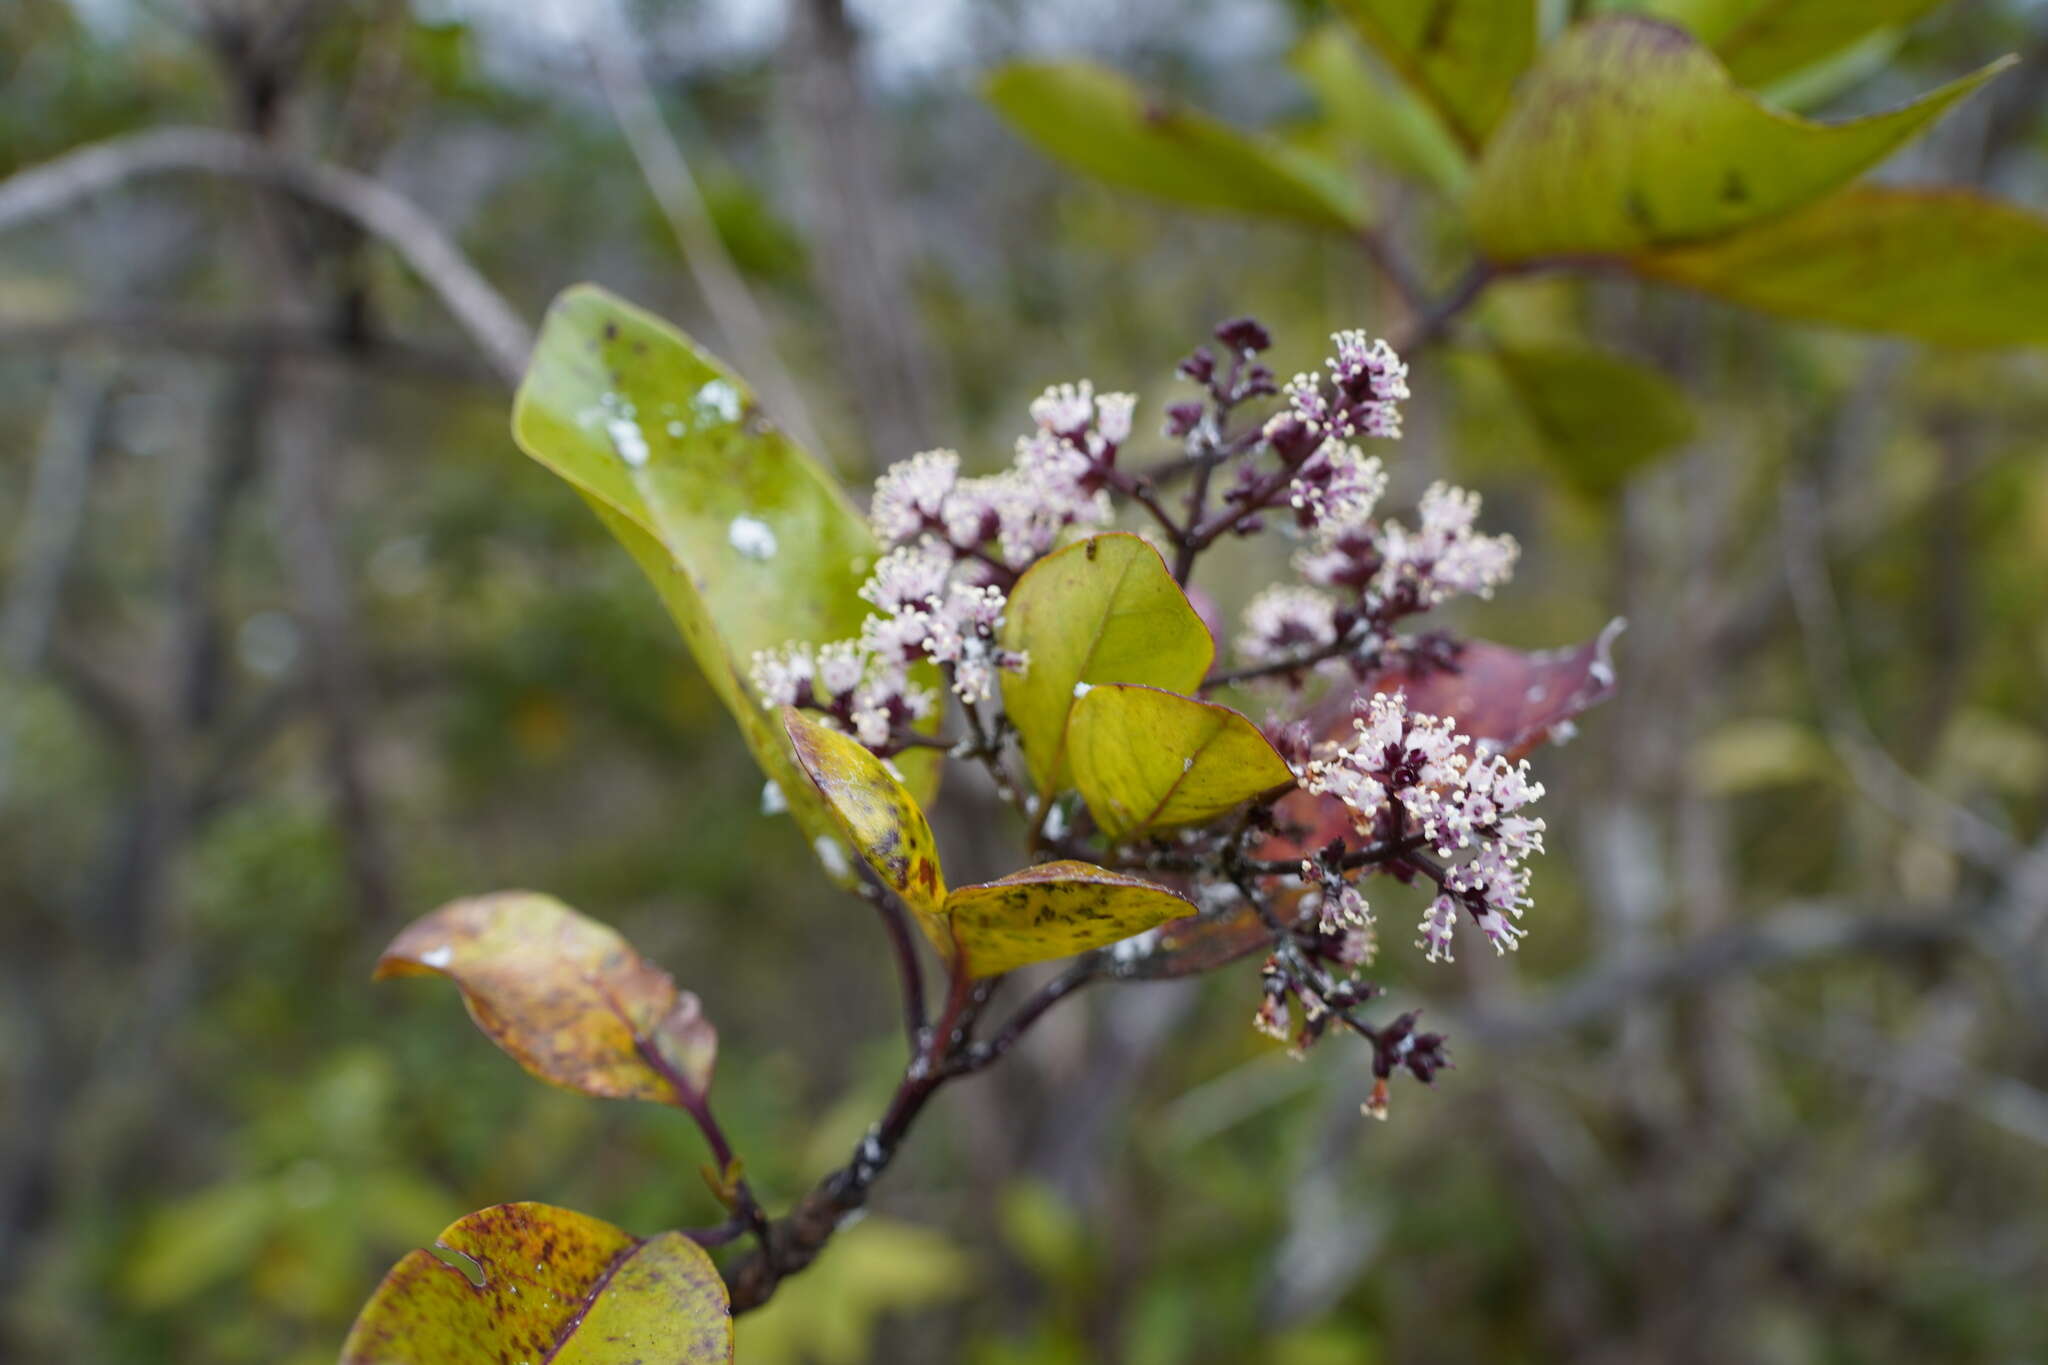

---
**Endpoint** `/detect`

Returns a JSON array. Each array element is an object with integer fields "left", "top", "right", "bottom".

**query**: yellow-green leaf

[
  {"left": 999, "top": 534, "right": 1215, "bottom": 803},
  {"left": 1293, "top": 24, "right": 1470, "bottom": 194},
  {"left": 1638, "top": 186, "right": 2048, "bottom": 347},
  {"left": 942, "top": 861, "right": 1194, "bottom": 977},
  {"left": 511, "top": 285, "right": 937, "bottom": 888},
  {"left": 982, "top": 61, "right": 1370, "bottom": 232},
  {"left": 1330, "top": 0, "right": 1538, "bottom": 154},
  {"left": 1067, "top": 684, "right": 1296, "bottom": 841},
  {"left": 341, "top": 1203, "right": 731, "bottom": 1364},
  {"left": 1627, "top": 0, "right": 1955, "bottom": 88},
  {"left": 375, "top": 892, "right": 716, "bottom": 1105},
  {"left": 1466, "top": 16, "right": 2005, "bottom": 261},
  {"left": 783, "top": 708, "right": 948, "bottom": 944},
  {"left": 1487, "top": 342, "right": 1697, "bottom": 498}
]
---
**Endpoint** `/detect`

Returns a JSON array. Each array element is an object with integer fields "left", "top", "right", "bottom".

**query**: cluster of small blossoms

[
  {"left": 1251, "top": 854, "right": 1378, "bottom": 1054},
  {"left": 858, "top": 543, "right": 1025, "bottom": 707},
  {"left": 756, "top": 381, "right": 1144, "bottom": 753},
  {"left": 1302, "top": 691, "right": 1546, "bottom": 963},
  {"left": 750, "top": 636, "right": 936, "bottom": 752},
  {"left": 867, "top": 380, "right": 1128, "bottom": 574},
  {"left": 1230, "top": 332, "right": 1519, "bottom": 679}
]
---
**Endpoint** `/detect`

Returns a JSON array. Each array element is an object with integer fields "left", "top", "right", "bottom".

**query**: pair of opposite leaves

[{"left": 784, "top": 532, "right": 1296, "bottom": 979}]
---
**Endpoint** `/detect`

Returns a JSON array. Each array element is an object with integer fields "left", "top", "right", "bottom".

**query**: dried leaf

[{"left": 376, "top": 892, "right": 716, "bottom": 1105}]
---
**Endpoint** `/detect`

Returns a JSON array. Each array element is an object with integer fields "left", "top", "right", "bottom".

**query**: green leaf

[
  {"left": 1466, "top": 16, "right": 2006, "bottom": 261},
  {"left": 1626, "top": 0, "right": 1955, "bottom": 87},
  {"left": 1330, "top": 0, "right": 1538, "bottom": 154},
  {"left": 941, "top": 861, "right": 1194, "bottom": 977},
  {"left": 376, "top": 892, "right": 717, "bottom": 1105},
  {"left": 511, "top": 285, "right": 936, "bottom": 887},
  {"left": 1487, "top": 342, "right": 1697, "bottom": 498},
  {"left": 1292, "top": 24, "right": 1470, "bottom": 194},
  {"left": 982, "top": 61, "right": 1369, "bottom": 231},
  {"left": 1067, "top": 684, "right": 1295, "bottom": 842},
  {"left": 998, "top": 533, "right": 1215, "bottom": 803},
  {"left": 782, "top": 708, "right": 949, "bottom": 947},
  {"left": 341, "top": 1203, "right": 731, "bottom": 1364},
  {"left": 1638, "top": 186, "right": 2048, "bottom": 347}
]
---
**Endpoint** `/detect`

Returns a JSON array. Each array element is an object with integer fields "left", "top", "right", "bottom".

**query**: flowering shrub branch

[{"left": 339, "top": 287, "right": 1619, "bottom": 1360}]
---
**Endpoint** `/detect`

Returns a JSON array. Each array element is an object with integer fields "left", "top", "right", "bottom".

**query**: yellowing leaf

[
  {"left": 1330, "top": 0, "right": 1538, "bottom": 154},
  {"left": 999, "top": 534, "right": 1215, "bottom": 803},
  {"left": 942, "top": 861, "right": 1194, "bottom": 977},
  {"left": 1629, "top": 0, "right": 1955, "bottom": 88},
  {"left": 1638, "top": 186, "right": 2048, "bottom": 347},
  {"left": 982, "top": 62, "right": 1369, "bottom": 231},
  {"left": 784, "top": 708, "right": 948, "bottom": 944},
  {"left": 341, "top": 1203, "right": 731, "bottom": 1364},
  {"left": 1067, "top": 684, "right": 1295, "bottom": 842},
  {"left": 376, "top": 892, "right": 716, "bottom": 1105},
  {"left": 1466, "top": 16, "right": 2005, "bottom": 261},
  {"left": 512, "top": 285, "right": 937, "bottom": 889}
]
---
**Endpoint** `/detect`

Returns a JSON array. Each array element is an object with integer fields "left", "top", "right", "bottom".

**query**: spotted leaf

[
  {"left": 784, "top": 707, "right": 949, "bottom": 946},
  {"left": 376, "top": 892, "right": 716, "bottom": 1105},
  {"left": 942, "top": 861, "right": 1194, "bottom": 978},
  {"left": 340, "top": 1202, "right": 731, "bottom": 1364},
  {"left": 1467, "top": 16, "right": 2004, "bottom": 261}
]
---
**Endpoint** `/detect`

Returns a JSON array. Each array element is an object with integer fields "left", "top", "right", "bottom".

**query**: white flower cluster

[
  {"left": 859, "top": 544, "right": 1023, "bottom": 706},
  {"left": 1301, "top": 692, "right": 1546, "bottom": 963},
  {"left": 1233, "top": 333, "right": 1517, "bottom": 675},
  {"left": 750, "top": 636, "right": 937, "bottom": 750},
  {"left": 1282, "top": 329, "right": 1408, "bottom": 442},
  {"left": 755, "top": 382, "right": 1128, "bottom": 750},
  {"left": 867, "top": 380, "right": 1128, "bottom": 573}
]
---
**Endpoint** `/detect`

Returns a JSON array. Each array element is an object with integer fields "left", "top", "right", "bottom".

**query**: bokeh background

[{"left": 4, "top": 1, "right": 2048, "bottom": 1361}]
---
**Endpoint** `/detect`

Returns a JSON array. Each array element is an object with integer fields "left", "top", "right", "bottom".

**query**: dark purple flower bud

[
  {"left": 1178, "top": 346, "right": 1216, "bottom": 384},
  {"left": 1241, "top": 364, "right": 1278, "bottom": 399},
  {"left": 1213, "top": 316, "right": 1272, "bottom": 353},
  {"left": 1265, "top": 412, "right": 1321, "bottom": 466},
  {"left": 1163, "top": 401, "right": 1205, "bottom": 438}
]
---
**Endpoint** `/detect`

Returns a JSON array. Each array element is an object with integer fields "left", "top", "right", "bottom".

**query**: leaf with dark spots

[
  {"left": 942, "top": 861, "right": 1195, "bottom": 978},
  {"left": 1467, "top": 16, "right": 2004, "bottom": 261},
  {"left": 1638, "top": 186, "right": 2048, "bottom": 347},
  {"left": 340, "top": 1202, "right": 731, "bottom": 1364},
  {"left": 1256, "top": 621, "right": 1623, "bottom": 863},
  {"left": 376, "top": 893, "right": 717, "bottom": 1106},
  {"left": 783, "top": 708, "right": 950, "bottom": 949}
]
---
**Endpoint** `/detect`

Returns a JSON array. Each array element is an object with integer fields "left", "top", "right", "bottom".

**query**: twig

[
  {"left": 855, "top": 866, "right": 929, "bottom": 1052},
  {"left": 0, "top": 126, "right": 531, "bottom": 382}
]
